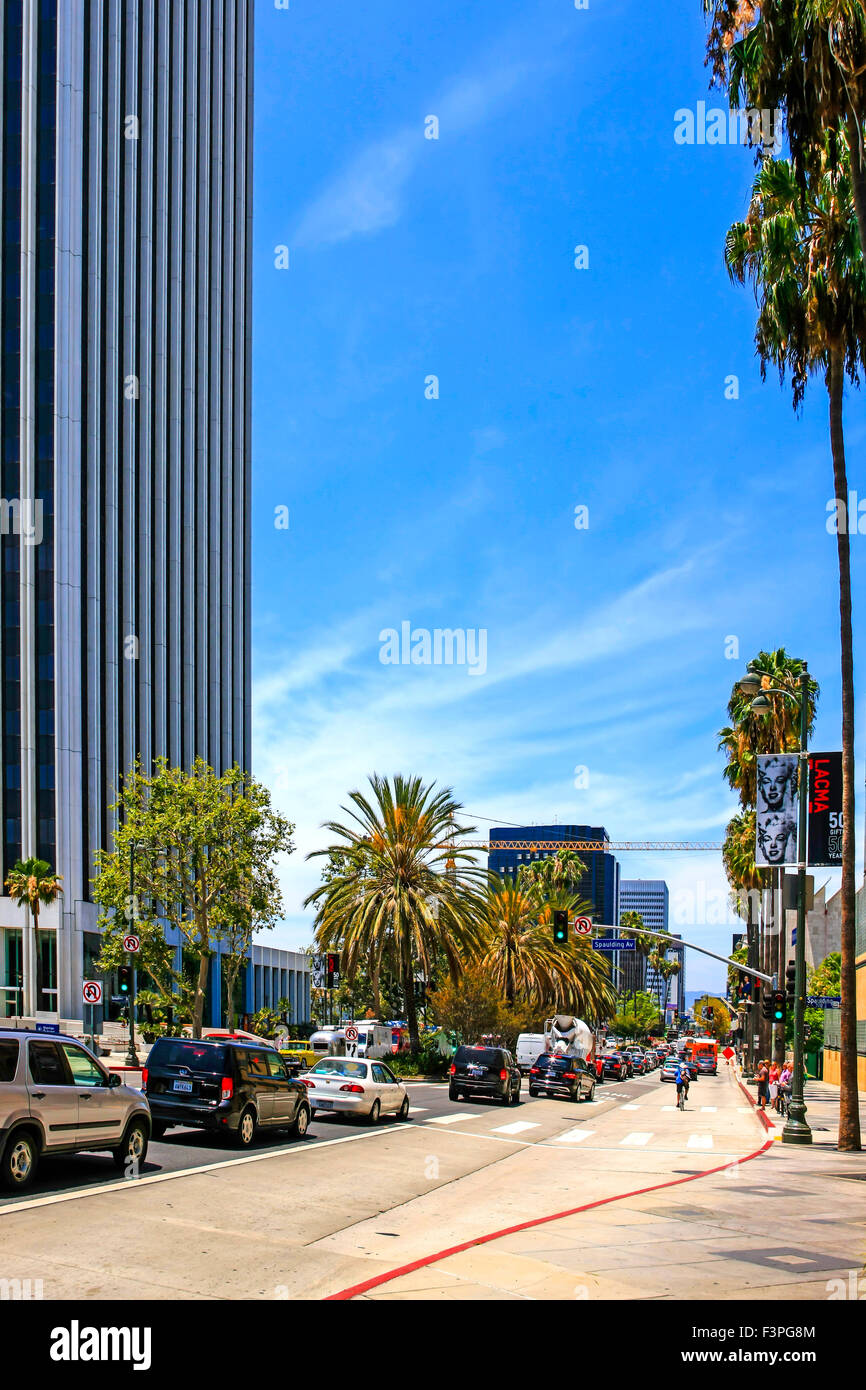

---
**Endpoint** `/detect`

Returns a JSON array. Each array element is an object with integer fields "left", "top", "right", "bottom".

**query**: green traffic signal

[
  {"left": 118, "top": 965, "right": 133, "bottom": 995},
  {"left": 552, "top": 910, "right": 568, "bottom": 945}
]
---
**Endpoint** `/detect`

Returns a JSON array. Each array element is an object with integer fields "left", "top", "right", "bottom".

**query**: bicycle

[
  {"left": 777, "top": 1088, "right": 791, "bottom": 1119},
  {"left": 676, "top": 1085, "right": 689, "bottom": 1111}
]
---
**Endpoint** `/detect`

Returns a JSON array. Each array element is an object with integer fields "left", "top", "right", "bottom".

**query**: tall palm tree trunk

[
  {"left": 829, "top": 343, "right": 861, "bottom": 1152},
  {"left": 402, "top": 960, "right": 420, "bottom": 1052},
  {"left": 32, "top": 910, "right": 43, "bottom": 1013},
  {"left": 846, "top": 110, "right": 866, "bottom": 266}
]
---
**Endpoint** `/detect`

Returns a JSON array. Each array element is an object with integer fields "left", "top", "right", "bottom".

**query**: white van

[
  {"left": 349, "top": 1021, "right": 392, "bottom": 1059},
  {"left": 515, "top": 1033, "right": 546, "bottom": 1073}
]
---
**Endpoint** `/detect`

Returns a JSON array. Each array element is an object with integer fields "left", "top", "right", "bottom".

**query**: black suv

[
  {"left": 143, "top": 1037, "right": 311, "bottom": 1147},
  {"left": 448, "top": 1045, "right": 521, "bottom": 1106},
  {"left": 528, "top": 1053, "right": 596, "bottom": 1103}
]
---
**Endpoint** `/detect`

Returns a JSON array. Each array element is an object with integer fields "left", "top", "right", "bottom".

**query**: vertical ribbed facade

[{"left": 0, "top": 0, "right": 254, "bottom": 1018}]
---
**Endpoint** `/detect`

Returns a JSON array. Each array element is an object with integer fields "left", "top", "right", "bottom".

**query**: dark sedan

[
  {"left": 601, "top": 1052, "right": 630, "bottom": 1081},
  {"left": 528, "top": 1054, "right": 596, "bottom": 1103}
]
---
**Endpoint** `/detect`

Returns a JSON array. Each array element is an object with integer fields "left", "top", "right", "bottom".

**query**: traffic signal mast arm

[{"left": 606, "top": 925, "right": 775, "bottom": 986}]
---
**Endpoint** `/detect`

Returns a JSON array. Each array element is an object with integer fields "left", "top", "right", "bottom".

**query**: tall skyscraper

[
  {"left": 489, "top": 825, "right": 620, "bottom": 925},
  {"left": 0, "top": 2, "right": 254, "bottom": 1018},
  {"left": 620, "top": 879, "right": 676, "bottom": 1007}
]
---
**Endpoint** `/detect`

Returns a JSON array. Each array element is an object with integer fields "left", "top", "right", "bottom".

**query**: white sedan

[{"left": 300, "top": 1057, "right": 410, "bottom": 1124}]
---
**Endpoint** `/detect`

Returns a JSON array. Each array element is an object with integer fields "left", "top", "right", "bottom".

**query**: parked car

[
  {"left": 0, "top": 1029, "right": 151, "bottom": 1191},
  {"left": 143, "top": 1037, "right": 311, "bottom": 1147},
  {"left": 515, "top": 1033, "right": 546, "bottom": 1074},
  {"left": 528, "top": 1053, "right": 596, "bottom": 1103},
  {"left": 300, "top": 1057, "right": 410, "bottom": 1123},
  {"left": 448, "top": 1045, "right": 521, "bottom": 1106},
  {"left": 601, "top": 1052, "right": 629, "bottom": 1081},
  {"left": 279, "top": 1042, "right": 318, "bottom": 1073}
]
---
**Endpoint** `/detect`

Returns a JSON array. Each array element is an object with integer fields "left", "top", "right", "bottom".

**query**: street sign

[
  {"left": 592, "top": 938, "right": 635, "bottom": 952},
  {"left": 722, "top": 1046, "right": 734, "bottom": 1060},
  {"left": 36, "top": 1022, "right": 60, "bottom": 1034},
  {"left": 123, "top": 934, "right": 141, "bottom": 954},
  {"left": 345, "top": 1025, "right": 359, "bottom": 1042},
  {"left": 805, "top": 995, "right": 841, "bottom": 1008},
  {"left": 82, "top": 980, "right": 103, "bottom": 1006},
  {"left": 573, "top": 916, "right": 593, "bottom": 935}
]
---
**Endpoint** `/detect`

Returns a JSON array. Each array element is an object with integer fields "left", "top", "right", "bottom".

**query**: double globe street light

[{"left": 737, "top": 661, "right": 812, "bottom": 1146}]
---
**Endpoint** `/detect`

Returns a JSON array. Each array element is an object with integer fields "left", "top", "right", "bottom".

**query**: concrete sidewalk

[{"left": 348, "top": 1076, "right": 866, "bottom": 1301}]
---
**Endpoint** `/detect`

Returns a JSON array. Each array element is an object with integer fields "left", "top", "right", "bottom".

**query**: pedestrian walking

[
  {"left": 756, "top": 1059, "right": 770, "bottom": 1111},
  {"left": 778, "top": 1062, "right": 792, "bottom": 1114},
  {"left": 768, "top": 1061, "right": 780, "bottom": 1111}
]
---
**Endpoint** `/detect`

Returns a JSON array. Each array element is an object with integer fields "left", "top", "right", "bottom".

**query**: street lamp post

[{"left": 739, "top": 662, "right": 812, "bottom": 1146}]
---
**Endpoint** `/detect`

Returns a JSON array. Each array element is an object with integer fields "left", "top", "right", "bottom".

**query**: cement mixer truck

[{"left": 544, "top": 1015, "right": 595, "bottom": 1062}]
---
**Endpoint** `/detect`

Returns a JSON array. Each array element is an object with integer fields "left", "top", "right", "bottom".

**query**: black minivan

[
  {"left": 143, "top": 1037, "right": 311, "bottom": 1147},
  {"left": 448, "top": 1044, "right": 521, "bottom": 1106}
]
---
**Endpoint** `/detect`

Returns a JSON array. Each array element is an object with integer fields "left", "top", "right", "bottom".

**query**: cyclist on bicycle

[{"left": 675, "top": 1061, "right": 690, "bottom": 1108}]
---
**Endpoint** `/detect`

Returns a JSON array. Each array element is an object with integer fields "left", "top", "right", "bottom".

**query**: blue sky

[{"left": 249, "top": 0, "right": 864, "bottom": 993}]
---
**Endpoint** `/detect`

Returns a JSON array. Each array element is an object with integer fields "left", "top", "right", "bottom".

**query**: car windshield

[
  {"left": 456, "top": 1047, "right": 502, "bottom": 1068},
  {"left": 311, "top": 1059, "right": 368, "bottom": 1078},
  {"left": 149, "top": 1040, "right": 228, "bottom": 1072}
]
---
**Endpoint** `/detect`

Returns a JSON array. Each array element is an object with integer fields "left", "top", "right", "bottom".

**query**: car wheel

[
  {"left": 448, "top": 1086, "right": 459, "bottom": 1102},
  {"left": 397, "top": 1095, "right": 410, "bottom": 1122},
  {"left": 529, "top": 1087, "right": 538, "bottom": 1097},
  {"left": 150, "top": 1122, "right": 167, "bottom": 1141},
  {"left": 234, "top": 1107, "right": 257, "bottom": 1148},
  {"left": 500, "top": 1088, "right": 511, "bottom": 1106},
  {"left": 291, "top": 1103, "right": 311, "bottom": 1139},
  {"left": 367, "top": 1099, "right": 381, "bottom": 1126},
  {"left": 511, "top": 1087, "right": 521, "bottom": 1106},
  {"left": 1, "top": 1129, "right": 38, "bottom": 1191},
  {"left": 586, "top": 1083, "right": 595, "bottom": 1103},
  {"left": 113, "top": 1118, "right": 149, "bottom": 1171}
]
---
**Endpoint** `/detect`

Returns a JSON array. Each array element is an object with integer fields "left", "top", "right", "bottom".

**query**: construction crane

[{"left": 451, "top": 840, "right": 722, "bottom": 853}]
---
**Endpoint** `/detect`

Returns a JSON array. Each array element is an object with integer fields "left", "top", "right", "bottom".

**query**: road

[{"left": 0, "top": 1065, "right": 786, "bottom": 1300}]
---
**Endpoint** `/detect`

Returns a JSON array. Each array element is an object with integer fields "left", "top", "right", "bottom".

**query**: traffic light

[
  {"left": 117, "top": 965, "right": 133, "bottom": 996},
  {"left": 772, "top": 990, "right": 786, "bottom": 1024},
  {"left": 786, "top": 959, "right": 796, "bottom": 1006},
  {"left": 761, "top": 992, "right": 773, "bottom": 1021},
  {"left": 552, "top": 910, "right": 568, "bottom": 945}
]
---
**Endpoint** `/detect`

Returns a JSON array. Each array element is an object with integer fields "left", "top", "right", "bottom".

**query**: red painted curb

[
  {"left": 735, "top": 1071, "right": 774, "bottom": 1132},
  {"left": 324, "top": 1136, "right": 775, "bottom": 1301}
]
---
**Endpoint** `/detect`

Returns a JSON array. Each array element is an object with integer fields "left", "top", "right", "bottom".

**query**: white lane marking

[
  {"left": 409, "top": 1107, "right": 429, "bottom": 1115},
  {"left": 620, "top": 1132, "right": 653, "bottom": 1146},
  {"left": 554, "top": 1128, "right": 595, "bottom": 1143},
  {"left": 700, "top": 1106, "right": 717, "bottom": 1113},
  {"left": 426, "top": 1112, "right": 476, "bottom": 1125},
  {"left": 492, "top": 1121, "right": 538, "bottom": 1136},
  {"left": 0, "top": 1122, "right": 415, "bottom": 1217},
  {"left": 621, "top": 1104, "right": 640, "bottom": 1111},
  {"left": 688, "top": 1134, "right": 714, "bottom": 1149}
]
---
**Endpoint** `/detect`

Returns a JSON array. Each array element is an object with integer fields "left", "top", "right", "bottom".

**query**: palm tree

[
  {"left": 726, "top": 143, "right": 864, "bottom": 1148},
  {"left": 482, "top": 878, "right": 617, "bottom": 1019},
  {"left": 305, "top": 775, "right": 488, "bottom": 1051},
  {"left": 719, "top": 649, "right": 818, "bottom": 807},
  {"left": 5, "top": 858, "right": 63, "bottom": 1015},
  {"left": 703, "top": 0, "right": 866, "bottom": 259}
]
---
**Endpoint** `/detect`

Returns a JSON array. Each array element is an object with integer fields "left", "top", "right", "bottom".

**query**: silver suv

[{"left": 0, "top": 1029, "right": 151, "bottom": 1191}]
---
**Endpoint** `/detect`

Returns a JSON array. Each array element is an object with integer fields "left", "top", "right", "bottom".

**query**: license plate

[
  {"left": 172, "top": 1079, "right": 193, "bottom": 1093},
  {"left": 468, "top": 1066, "right": 484, "bottom": 1078},
  {"left": 317, "top": 1099, "right": 333, "bottom": 1108}
]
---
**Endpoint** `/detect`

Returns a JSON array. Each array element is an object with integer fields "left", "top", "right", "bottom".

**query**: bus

[{"left": 684, "top": 1036, "right": 718, "bottom": 1074}]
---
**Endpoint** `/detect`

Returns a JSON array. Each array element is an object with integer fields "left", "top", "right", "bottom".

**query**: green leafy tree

[
  {"left": 428, "top": 964, "right": 536, "bottom": 1048},
  {"left": 5, "top": 858, "right": 63, "bottom": 1014},
  {"left": 610, "top": 991, "right": 662, "bottom": 1040},
  {"left": 92, "top": 759, "right": 295, "bottom": 1038}
]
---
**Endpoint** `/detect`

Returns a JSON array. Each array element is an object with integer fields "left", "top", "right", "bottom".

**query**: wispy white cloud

[{"left": 293, "top": 58, "right": 539, "bottom": 248}]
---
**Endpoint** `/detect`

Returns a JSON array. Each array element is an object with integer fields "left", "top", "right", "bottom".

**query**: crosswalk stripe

[
  {"left": 621, "top": 1104, "right": 640, "bottom": 1111},
  {"left": 620, "top": 1132, "right": 653, "bottom": 1146},
  {"left": 427, "top": 1112, "right": 475, "bottom": 1125},
  {"left": 687, "top": 1134, "right": 714, "bottom": 1149},
  {"left": 554, "top": 1128, "right": 594, "bottom": 1143},
  {"left": 492, "top": 1121, "right": 538, "bottom": 1136},
  {"left": 700, "top": 1106, "right": 717, "bottom": 1113},
  {"left": 661, "top": 1105, "right": 677, "bottom": 1112},
  {"left": 409, "top": 1107, "right": 429, "bottom": 1115}
]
